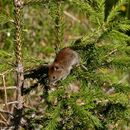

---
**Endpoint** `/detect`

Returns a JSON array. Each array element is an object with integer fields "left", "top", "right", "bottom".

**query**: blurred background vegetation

[{"left": 0, "top": 0, "right": 130, "bottom": 129}]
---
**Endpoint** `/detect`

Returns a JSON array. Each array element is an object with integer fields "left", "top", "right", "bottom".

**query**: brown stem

[{"left": 11, "top": 0, "right": 24, "bottom": 129}]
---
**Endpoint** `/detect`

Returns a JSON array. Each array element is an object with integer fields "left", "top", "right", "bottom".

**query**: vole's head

[{"left": 48, "top": 63, "right": 64, "bottom": 85}]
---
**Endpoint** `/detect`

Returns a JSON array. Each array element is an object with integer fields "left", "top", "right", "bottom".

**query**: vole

[{"left": 48, "top": 47, "right": 79, "bottom": 85}]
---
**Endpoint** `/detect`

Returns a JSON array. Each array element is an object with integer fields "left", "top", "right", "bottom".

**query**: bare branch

[
  {"left": 64, "top": 11, "right": 81, "bottom": 23},
  {"left": 2, "top": 75, "right": 8, "bottom": 110},
  {"left": 0, "top": 86, "right": 16, "bottom": 90},
  {"left": 0, "top": 109, "right": 13, "bottom": 116}
]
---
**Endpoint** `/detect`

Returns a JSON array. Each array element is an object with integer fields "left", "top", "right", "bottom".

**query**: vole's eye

[{"left": 52, "top": 76, "right": 56, "bottom": 80}]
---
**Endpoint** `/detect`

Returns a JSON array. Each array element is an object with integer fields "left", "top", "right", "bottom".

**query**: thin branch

[
  {"left": 0, "top": 69, "right": 14, "bottom": 76},
  {"left": 2, "top": 75, "right": 8, "bottom": 110},
  {"left": 1, "top": 101, "right": 18, "bottom": 107},
  {"left": 64, "top": 11, "right": 81, "bottom": 23},
  {"left": 0, "top": 109, "right": 13, "bottom": 116},
  {"left": 104, "top": 49, "right": 117, "bottom": 58},
  {"left": 118, "top": 74, "right": 129, "bottom": 84},
  {"left": 0, "top": 86, "right": 16, "bottom": 90},
  {"left": 0, "top": 113, "right": 7, "bottom": 122},
  {"left": 0, "top": 120, "right": 7, "bottom": 125},
  {"left": 81, "top": 64, "right": 88, "bottom": 71}
]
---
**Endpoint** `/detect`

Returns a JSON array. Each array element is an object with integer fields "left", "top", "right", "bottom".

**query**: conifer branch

[{"left": 11, "top": 0, "right": 24, "bottom": 129}]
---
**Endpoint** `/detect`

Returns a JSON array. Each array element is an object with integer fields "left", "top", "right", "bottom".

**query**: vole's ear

[
  {"left": 54, "top": 64, "right": 63, "bottom": 71},
  {"left": 54, "top": 66, "right": 59, "bottom": 71}
]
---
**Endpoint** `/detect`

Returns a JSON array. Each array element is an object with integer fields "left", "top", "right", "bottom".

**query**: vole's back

[{"left": 54, "top": 47, "right": 79, "bottom": 68}]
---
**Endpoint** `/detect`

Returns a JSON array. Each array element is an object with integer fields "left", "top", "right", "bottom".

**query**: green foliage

[
  {"left": 48, "top": 0, "right": 65, "bottom": 51},
  {"left": 43, "top": 0, "right": 130, "bottom": 129}
]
